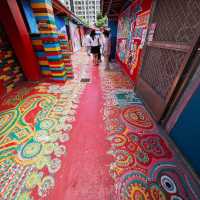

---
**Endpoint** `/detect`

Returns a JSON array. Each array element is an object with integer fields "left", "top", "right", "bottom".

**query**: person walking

[
  {"left": 102, "top": 30, "right": 111, "bottom": 70},
  {"left": 84, "top": 32, "right": 91, "bottom": 56},
  {"left": 89, "top": 30, "right": 99, "bottom": 65},
  {"left": 96, "top": 28, "right": 104, "bottom": 62}
]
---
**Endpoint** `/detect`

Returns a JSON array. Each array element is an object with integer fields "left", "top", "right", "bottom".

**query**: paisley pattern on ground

[
  {"left": 99, "top": 66, "right": 200, "bottom": 200},
  {"left": 0, "top": 78, "right": 86, "bottom": 200}
]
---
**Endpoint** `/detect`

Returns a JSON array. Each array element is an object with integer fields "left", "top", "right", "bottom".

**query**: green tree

[
  {"left": 96, "top": 13, "right": 108, "bottom": 28},
  {"left": 79, "top": 16, "right": 89, "bottom": 26}
]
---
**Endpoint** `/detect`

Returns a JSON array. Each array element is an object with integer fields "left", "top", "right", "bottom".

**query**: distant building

[
  {"left": 60, "top": 0, "right": 72, "bottom": 10},
  {"left": 60, "top": 0, "right": 101, "bottom": 26}
]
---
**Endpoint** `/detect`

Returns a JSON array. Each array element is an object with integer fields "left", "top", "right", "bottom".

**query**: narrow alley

[{"left": 0, "top": 0, "right": 200, "bottom": 200}]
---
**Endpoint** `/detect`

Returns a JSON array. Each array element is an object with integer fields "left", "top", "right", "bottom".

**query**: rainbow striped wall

[
  {"left": 0, "top": 26, "right": 24, "bottom": 94},
  {"left": 31, "top": 34, "right": 50, "bottom": 76},
  {"left": 58, "top": 33, "right": 73, "bottom": 79},
  {"left": 31, "top": 0, "right": 67, "bottom": 81}
]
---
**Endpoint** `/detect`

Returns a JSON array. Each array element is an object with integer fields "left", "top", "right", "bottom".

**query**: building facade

[
  {"left": 61, "top": 0, "right": 100, "bottom": 25},
  {"left": 60, "top": 0, "right": 72, "bottom": 10}
]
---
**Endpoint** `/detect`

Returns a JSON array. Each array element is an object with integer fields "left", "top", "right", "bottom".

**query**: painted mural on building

[
  {"left": 69, "top": 21, "right": 81, "bottom": 52},
  {"left": 116, "top": 0, "right": 152, "bottom": 81}
]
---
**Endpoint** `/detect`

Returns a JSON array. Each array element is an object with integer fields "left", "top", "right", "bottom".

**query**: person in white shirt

[
  {"left": 96, "top": 28, "right": 104, "bottom": 62},
  {"left": 84, "top": 32, "right": 91, "bottom": 56},
  {"left": 102, "top": 30, "right": 111, "bottom": 70},
  {"left": 89, "top": 30, "right": 100, "bottom": 65}
]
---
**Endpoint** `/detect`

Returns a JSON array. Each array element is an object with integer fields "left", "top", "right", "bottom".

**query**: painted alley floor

[{"left": 0, "top": 50, "right": 200, "bottom": 200}]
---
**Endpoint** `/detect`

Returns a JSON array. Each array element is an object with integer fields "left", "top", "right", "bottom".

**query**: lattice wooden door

[{"left": 136, "top": 0, "right": 200, "bottom": 121}]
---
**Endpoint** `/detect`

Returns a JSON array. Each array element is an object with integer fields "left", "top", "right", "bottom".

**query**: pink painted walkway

[{"left": 49, "top": 52, "right": 114, "bottom": 200}]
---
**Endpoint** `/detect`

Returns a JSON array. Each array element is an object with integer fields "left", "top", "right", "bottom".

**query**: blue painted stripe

[
  {"left": 43, "top": 43, "right": 60, "bottom": 48},
  {"left": 52, "top": 77, "right": 66, "bottom": 81},
  {"left": 36, "top": 52, "right": 46, "bottom": 57},
  {"left": 50, "top": 67, "right": 65, "bottom": 71},
  {"left": 31, "top": 0, "right": 52, "bottom": 5},
  {"left": 48, "top": 55, "right": 62, "bottom": 59},
  {"left": 41, "top": 33, "right": 58, "bottom": 38},
  {"left": 41, "top": 66, "right": 49, "bottom": 70},
  {"left": 35, "top": 16, "right": 54, "bottom": 21}
]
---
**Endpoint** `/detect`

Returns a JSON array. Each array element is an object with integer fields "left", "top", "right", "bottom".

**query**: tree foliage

[
  {"left": 79, "top": 16, "right": 89, "bottom": 26},
  {"left": 96, "top": 13, "right": 108, "bottom": 28}
]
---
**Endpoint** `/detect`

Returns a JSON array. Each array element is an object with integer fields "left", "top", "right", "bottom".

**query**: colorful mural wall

[
  {"left": 69, "top": 21, "right": 81, "bottom": 52},
  {"left": 55, "top": 16, "right": 74, "bottom": 79},
  {"left": 116, "top": 0, "right": 152, "bottom": 81},
  {"left": 0, "top": 24, "right": 24, "bottom": 95},
  {"left": 20, "top": 0, "right": 74, "bottom": 82},
  {"left": 31, "top": 33, "right": 49, "bottom": 77},
  {"left": 79, "top": 26, "right": 85, "bottom": 46},
  {"left": 58, "top": 33, "right": 74, "bottom": 79},
  {"left": 31, "top": 0, "right": 68, "bottom": 81}
]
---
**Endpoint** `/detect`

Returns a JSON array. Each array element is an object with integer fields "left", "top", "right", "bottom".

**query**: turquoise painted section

[
  {"left": 21, "top": 0, "right": 39, "bottom": 33},
  {"left": 108, "top": 19, "right": 118, "bottom": 59},
  {"left": 55, "top": 16, "right": 67, "bottom": 33},
  {"left": 171, "top": 86, "right": 200, "bottom": 175},
  {"left": 31, "top": 0, "right": 51, "bottom": 4}
]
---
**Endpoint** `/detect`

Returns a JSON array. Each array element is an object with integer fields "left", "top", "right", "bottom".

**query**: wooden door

[{"left": 135, "top": 0, "right": 200, "bottom": 121}]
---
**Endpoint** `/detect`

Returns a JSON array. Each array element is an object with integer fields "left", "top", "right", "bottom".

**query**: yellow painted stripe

[
  {"left": 40, "top": 25, "right": 57, "bottom": 30},
  {"left": 40, "top": 30, "right": 57, "bottom": 34},
  {"left": 39, "top": 24, "right": 55, "bottom": 28},
  {"left": 39, "top": 61, "right": 48, "bottom": 65},
  {"left": 47, "top": 24, "right": 56, "bottom": 29},
  {"left": 32, "top": 40, "right": 42, "bottom": 45},
  {"left": 41, "top": 71, "right": 50, "bottom": 75},
  {"left": 50, "top": 64, "right": 65, "bottom": 68},
  {"left": 52, "top": 71, "right": 66, "bottom": 75},
  {"left": 34, "top": 13, "right": 53, "bottom": 17},
  {"left": 39, "top": 27, "right": 57, "bottom": 31},
  {"left": 44, "top": 47, "right": 61, "bottom": 51},
  {"left": 31, "top": 3, "right": 53, "bottom": 11},
  {"left": 39, "top": 30, "right": 52, "bottom": 34},
  {"left": 41, "top": 31, "right": 58, "bottom": 34},
  {"left": 52, "top": 72, "right": 66, "bottom": 77},
  {"left": 40, "top": 26, "right": 57, "bottom": 31}
]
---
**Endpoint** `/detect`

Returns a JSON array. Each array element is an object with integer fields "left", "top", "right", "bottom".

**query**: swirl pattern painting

[{"left": 100, "top": 66, "right": 200, "bottom": 200}]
